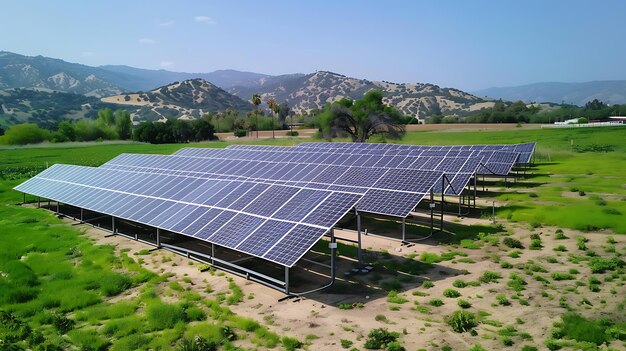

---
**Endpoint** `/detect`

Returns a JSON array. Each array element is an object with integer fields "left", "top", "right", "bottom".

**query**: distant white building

[{"left": 554, "top": 118, "right": 582, "bottom": 125}]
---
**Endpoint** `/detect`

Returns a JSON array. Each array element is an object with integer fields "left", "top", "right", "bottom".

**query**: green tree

[
  {"left": 321, "top": 90, "right": 405, "bottom": 142},
  {"left": 97, "top": 108, "right": 114, "bottom": 126},
  {"left": 114, "top": 109, "right": 132, "bottom": 140},
  {"left": 267, "top": 97, "right": 277, "bottom": 139},
  {"left": 57, "top": 120, "right": 76, "bottom": 141},
  {"left": 251, "top": 94, "right": 261, "bottom": 138},
  {"left": 0, "top": 123, "right": 50, "bottom": 145}
]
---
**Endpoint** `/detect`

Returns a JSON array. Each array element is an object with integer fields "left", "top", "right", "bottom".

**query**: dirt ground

[{"left": 71, "top": 205, "right": 625, "bottom": 351}]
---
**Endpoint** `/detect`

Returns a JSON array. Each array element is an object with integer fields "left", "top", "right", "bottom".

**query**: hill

[
  {"left": 101, "top": 78, "right": 253, "bottom": 122},
  {"left": 474, "top": 80, "right": 626, "bottom": 106},
  {"left": 0, "top": 88, "right": 123, "bottom": 128},
  {"left": 0, "top": 51, "right": 124, "bottom": 97},
  {"left": 230, "top": 71, "right": 492, "bottom": 116}
]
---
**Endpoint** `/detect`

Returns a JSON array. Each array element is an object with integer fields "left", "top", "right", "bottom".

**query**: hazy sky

[{"left": 2, "top": 0, "right": 625, "bottom": 91}]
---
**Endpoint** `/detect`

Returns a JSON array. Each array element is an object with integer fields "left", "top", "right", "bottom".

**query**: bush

[
  {"left": 443, "top": 289, "right": 461, "bottom": 298},
  {"left": 551, "top": 272, "right": 574, "bottom": 281},
  {"left": 146, "top": 302, "right": 185, "bottom": 330},
  {"left": 496, "top": 294, "right": 510, "bottom": 306},
  {"left": 387, "top": 290, "right": 408, "bottom": 304},
  {"left": 175, "top": 336, "right": 218, "bottom": 351},
  {"left": 458, "top": 299, "right": 472, "bottom": 309},
  {"left": 422, "top": 280, "right": 434, "bottom": 289},
  {"left": 503, "top": 238, "right": 524, "bottom": 249},
  {"left": 561, "top": 313, "right": 610, "bottom": 345},
  {"left": 100, "top": 273, "right": 132, "bottom": 297},
  {"left": 386, "top": 341, "right": 405, "bottom": 351},
  {"left": 479, "top": 271, "right": 502, "bottom": 283},
  {"left": 428, "top": 299, "right": 444, "bottom": 307},
  {"left": 233, "top": 129, "right": 247, "bottom": 137},
  {"left": 445, "top": 310, "right": 477, "bottom": 333},
  {"left": 286, "top": 131, "right": 299, "bottom": 136},
  {"left": 340, "top": 339, "right": 353, "bottom": 349},
  {"left": 363, "top": 328, "right": 399, "bottom": 349},
  {"left": 282, "top": 336, "right": 302, "bottom": 351},
  {"left": 0, "top": 123, "right": 50, "bottom": 145},
  {"left": 589, "top": 257, "right": 625, "bottom": 273}
]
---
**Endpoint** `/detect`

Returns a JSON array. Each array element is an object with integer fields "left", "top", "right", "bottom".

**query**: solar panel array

[
  {"left": 100, "top": 153, "right": 443, "bottom": 218},
  {"left": 14, "top": 164, "right": 361, "bottom": 267},
  {"left": 172, "top": 148, "right": 476, "bottom": 195}
]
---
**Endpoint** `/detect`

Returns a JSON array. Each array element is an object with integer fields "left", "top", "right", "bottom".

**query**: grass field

[{"left": 1, "top": 126, "right": 625, "bottom": 350}]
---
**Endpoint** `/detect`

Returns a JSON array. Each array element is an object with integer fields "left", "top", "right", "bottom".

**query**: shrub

[
  {"left": 501, "top": 261, "right": 513, "bottom": 269},
  {"left": 496, "top": 294, "right": 510, "bottom": 306},
  {"left": 146, "top": 302, "right": 185, "bottom": 330},
  {"left": 507, "top": 273, "right": 527, "bottom": 292},
  {"left": 52, "top": 313, "right": 75, "bottom": 334},
  {"left": 282, "top": 337, "right": 302, "bottom": 351},
  {"left": 561, "top": 313, "right": 610, "bottom": 345},
  {"left": 551, "top": 272, "right": 574, "bottom": 281},
  {"left": 233, "top": 129, "right": 247, "bottom": 137},
  {"left": 445, "top": 310, "right": 477, "bottom": 333},
  {"left": 458, "top": 299, "right": 472, "bottom": 309},
  {"left": 606, "top": 236, "right": 616, "bottom": 244},
  {"left": 453, "top": 279, "right": 467, "bottom": 288},
  {"left": 428, "top": 299, "right": 444, "bottom": 307},
  {"left": 503, "top": 238, "right": 523, "bottom": 249},
  {"left": 529, "top": 239, "right": 542, "bottom": 250},
  {"left": 286, "top": 131, "right": 299, "bottom": 136},
  {"left": 100, "top": 273, "right": 132, "bottom": 296},
  {"left": 479, "top": 271, "right": 502, "bottom": 283},
  {"left": 443, "top": 289, "right": 461, "bottom": 298},
  {"left": 175, "top": 336, "right": 218, "bottom": 351},
  {"left": 554, "top": 245, "right": 567, "bottom": 252},
  {"left": 555, "top": 230, "right": 568, "bottom": 240},
  {"left": 386, "top": 341, "right": 405, "bottom": 351},
  {"left": 387, "top": 290, "right": 408, "bottom": 304},
  {"left": 422, "top": 280, "right": 434, "bottom": 289},
  {"left": 340, "top": 339, "right": 353, "bottom": 349},
  {"left": 589, "top": 257, "right": 625, "bottom": 273},
  {"left": 363, "top": 328, "right": 399, "bottom": 349}
]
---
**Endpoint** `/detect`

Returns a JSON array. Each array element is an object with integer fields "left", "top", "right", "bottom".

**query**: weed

[
  {"left": 428, "top": 299, "right": 444, "bottom": 307},
  {"left": 387, "top": 290, "right": 408, "bottom": 304},
  {"left": 503, "top": 237, "right": 524, "bottom": 249},
  {"left": 364, "top": 328, "right": 399, "bottom": 349},
  {"left": 282, "top": 336, "right": 302, "bottom": 351},
  {"left": 479, "top": 271, "right": 502, "bottom": 283},
  {"left": 457, "top": 299, "right": 472, "bottom": 309},
  {"left": 443, "top": 289, "right": 461, "bottom": 298},
  {"left": 554, "top": 245, "right": 567, "bottom": 252},
  {"left": 496, "top": 294, "right": 510, "bottom": 306},
  {"left": 445, "top": 310, "right": 477, "bottom": 333},
  {"left": 421, "top": 280, "right": 434, "bottom": 289},
  {"left": 340, "top": 339, "right": 353, "bottom": 349}
]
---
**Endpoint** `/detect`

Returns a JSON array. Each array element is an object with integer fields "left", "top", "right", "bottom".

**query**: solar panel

[
  {"left": 102, "top": 154, "right": 443, "bottom": 217},
  {"left": 14, "top": 164, "right": 362, "bottom": 267}
]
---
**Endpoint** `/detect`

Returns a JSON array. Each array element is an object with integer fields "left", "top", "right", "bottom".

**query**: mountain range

[
  {"left": 474, "top": 81, "right": 626, "bottom": 106},
  {"left": 2, "top": 50, "right": 624, "bottom": 127}
]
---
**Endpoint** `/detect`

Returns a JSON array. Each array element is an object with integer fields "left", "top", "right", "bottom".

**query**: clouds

[
  {"left": 194, "top": 16, "right": 215, "bottom": 24},
  {"left": 138, "top": 38, "right": 157, "bottom": 44},
  {"left": 160, "top": 61, "right": 173, "bottom": 67},
  {"left": 159, "top": 20, "right": 174, "bottom": 27},
  {"left": 80, "top": 51, "right": 95, "bottom": 58}
]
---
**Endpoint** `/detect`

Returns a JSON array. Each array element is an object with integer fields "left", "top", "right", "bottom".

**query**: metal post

[
  {"left": 458, "top": 190, "right": 462, "bottom": 217},
  {"left": 56, "top": 202, "right": 60, "bottom": 214},
  {"left": 156, "top": 228, "right": 161, "bottom": 248},
  {"left": 401, "top": 217, "right": 406, "bottom": 242},
  {"left": 430, "top": 189, "right": 435, "bottom": 233},
  {"left": 356, "top": 210, "right": 363, "bottom": 266},
  {"left": 80, "top": 208, "right": 84, "bottom": 221},
  {"left": 112, "top": 217, "right": 116, "bottom": 233},
  {"left": 473, "top": 173, "right": 477, "bottom": 209},
  {"left": 48, "top": 199, "right": 51, "bottom": 207},
  {"left": 330, "top": 228, "right": 337, "bottom": 280},
  {"left": 284, "top": 266, "right": 290, "bottom": 295},
  {"left": 211, "top": 243, "right": 215, "bottom": 265},
  {"left": 492, "top": 201, "right": 496, "bottom": 224}
]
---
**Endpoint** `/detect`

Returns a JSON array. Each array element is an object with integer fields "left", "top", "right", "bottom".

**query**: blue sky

[{"left": 2, "top": 0, "right": 625, "bottom": 91}]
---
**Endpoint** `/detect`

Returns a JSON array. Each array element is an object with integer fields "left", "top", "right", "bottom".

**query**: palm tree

[
  {"left": 267, "top": 97, "right": 277, "bottom": 139},
  {"left": 251, "top": 94, "right": 261, "bottom": 138}
]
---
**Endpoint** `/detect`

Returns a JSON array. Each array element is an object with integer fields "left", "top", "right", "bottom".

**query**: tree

[
  {"left": 0, "top": 123, "right": 50, "bottom": 145},
  {"left": 321, "top": 90, "right": 405, "bottom": 142},
  {"left": 114, "top": 109, "right": 132, "bottom": 140},
  {"left": 251, "top": 94, "right": 261, "bottom": 138},
  {"left": 278, "top": 102, "right": 290, "bottom": 130},
  {"left": 267, "top": 97, "right": 277, "bottom": 139},
  {"left": 97, "top": 108, "right": 114, "bottom": 126},
  {"left": 585, "top": 99, "right": 606, "bottom": 110},
  {"left": 57, "top": 121, "right": 76, "bottom": 141}
]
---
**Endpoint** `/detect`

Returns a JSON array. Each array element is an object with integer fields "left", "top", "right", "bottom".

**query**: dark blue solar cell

[
  {"left": 356, "top": 190, "right": 424, "bottom": 217},
  {"left": 236, "top": 220, "right": 296, "bottom": 257},
  {"left": 263, "top": 224, "right": 327, "bottom": 266},
  {"left": 151, "top": 203, "right": 196, "bottom": 228},
  {"left": 272, "top": 189, "right": 330, "bottom": 222},
  {"left": 242, "top": 185, "right": 300, "bottom": 217},
  {"left": 193, "top": 211, "right": 234, "bottom": 239},
  {"left": 227, "top": 183, "right": 269, "bottom": 210},
  {"left": 207, "top": 213, "right": 264, "bottom": 248},
  {"left": 302, "top": 192, "right": 361, "bottom": 227},
  {"left": 177, "top": 208, "right": 224, "bottom": 236}
]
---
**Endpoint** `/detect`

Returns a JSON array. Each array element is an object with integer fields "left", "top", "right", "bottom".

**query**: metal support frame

[
  {"left": 356, "top": 210, "right": 363, "bottom": 266},
  {"left": 156, "top": 228, "right": 161, "bottom": 248},
  {"left": 112, "top": 217, "right": 116, "bottom": 234},
  {"left": 401, "top": 217, "right": 406, "bottom": 242},
  {"left": 56, "top": 202, "right": 60, "bottom": 214},
  {"left": 80, "top": 208, "right": 84, "bottom": 221}
]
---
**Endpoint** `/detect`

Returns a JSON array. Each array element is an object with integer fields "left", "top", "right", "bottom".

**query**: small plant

[
  {"left": 479, "top": 271, "right": 502, "bottom": 283},
  {"left": 508, "top": 250, "right": 521, "bottom": 258},
  {"left": 554, "top": 245, "right": 567, "bottom": 252},
  {"left": 443, "top": 289, "right": 461, "bottom": 298},
  {"left": 606, "top": 236, "right": 616, "bottom": 244},
  {"left": 496, "top": 294, "right": 510, "bottom": 306},
  {"left": 555, "top": 230, "right": 568, "bottom": 240},
  {"left": 282, "top": 336, "right": 302, "bottom": 351},
  {"left": 503, "top": 237, "right": 524, "bottom": 249},
  {"left": 502, "top": 337, "right": 514, "bottom": 346},
  {"left": 551, "top": 272, "right": 574, "bottom": 281},
  {"left": 387, "top": 290, "right": 408, "bottom": 304},
  {"left": 452, "top": 279, "right": 467, "bottom": 288},
  {"left": 501, "top": 261, "right": 513, "bottom": 269},
  {"left": 340, "top": 339, "right": 353, "bottom": 349},
  {"left": 445, "top": 310, "right": 477, "bottom": 333},
  {"left": 374, "top": 314, "right": 389, "bottom": 323},
  {"left": 428, "top": 298, "right": 444, "bottom": 307},
  {"left": 422, "top": 280, "right": 434, "bottom": 289},
  {"left": 458, "top": 299, "right": 472, "bottom": 309},
  {"left": 363, "top": 328, "right": 399, "bottom": 349}
]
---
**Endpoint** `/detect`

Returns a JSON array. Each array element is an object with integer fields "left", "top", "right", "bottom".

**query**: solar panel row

[
  {"left": 101, "top": 153, "right": 443, "bottom": 217},
  {"left": 14, "top": 164, "right": 361, "bottom": 267}
]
